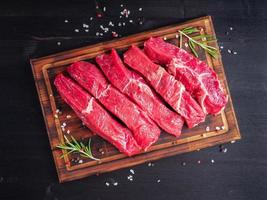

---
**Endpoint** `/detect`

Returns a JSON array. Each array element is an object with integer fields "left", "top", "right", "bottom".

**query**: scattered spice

[
  {"left": 113, "top": 182, "right": 118, "bottom": 186},
  {"left": 215, "top": 126, "right": 221, "bottom": 131}
]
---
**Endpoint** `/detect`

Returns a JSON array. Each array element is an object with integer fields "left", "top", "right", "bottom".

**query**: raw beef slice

[
  {"left": 124, "top": 45, "right": 205, "bottom": 128},
  {"left": 144, "top": 37, "right": 228, "bottom": 114},
  {"left": 67, "top": 61, "right": 160, "bottom": 150},
  {"left": 96, "top": 49, "right": 184, "bottom": 136},
  {"left": 54, "top": 74, "right": 141, "bottom": 156}
]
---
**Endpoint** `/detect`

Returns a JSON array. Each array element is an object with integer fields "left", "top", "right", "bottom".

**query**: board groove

[{"left": 31, "top": 16, "right": 241, "bottom": 182}]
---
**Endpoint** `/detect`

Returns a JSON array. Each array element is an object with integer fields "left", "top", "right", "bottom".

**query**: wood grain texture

[{"left": 31, "top": 16, "right": 241, "bottom": 183}]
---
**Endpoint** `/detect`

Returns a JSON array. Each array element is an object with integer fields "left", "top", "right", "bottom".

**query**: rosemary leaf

[
  {"left": 57, "top": 135, "right": 100, "bottom": 161},
  {"left": 188, "top": 40, "right": 198, "bottom": 57},
  {"left": 179, "top": 27, "right": 218, "bottom": 58}
]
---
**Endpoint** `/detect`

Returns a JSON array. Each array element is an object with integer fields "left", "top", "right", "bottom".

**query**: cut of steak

[
  {"left": 124, "top": 45, "right": 206, "bottom": 128},
  {"left": 54, "top": 74, "right": 141, "bottom": 156},
  {"left": 144, "top": 37, "right": 228, "bottom": 115},
  {"left": 67, "top": 61, "right": 160, "bottom": 150},
  {"left": 96, "top": 49, "right": 184, "bottom": 137}
]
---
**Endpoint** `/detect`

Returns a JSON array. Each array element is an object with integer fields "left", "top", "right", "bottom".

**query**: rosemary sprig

[
  {"left": 57, "top": 135, "right": 99, "bottom": 161},
  {"left": 178, "top": 26, "right": 218, "bottom": 58}
]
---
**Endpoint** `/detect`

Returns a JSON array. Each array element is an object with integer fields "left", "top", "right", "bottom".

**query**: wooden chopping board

[{"left": 30, "top": 16, "right": 241, "bottom": 183}]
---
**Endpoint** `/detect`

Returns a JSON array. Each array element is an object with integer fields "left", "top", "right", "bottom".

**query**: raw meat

[
  {"left": 144, "top": 37, "right": 228, "bottom": 114},
  {"left": 124, "top": 45, "right": 206, "bottom": 128},
  {"left": 67, "top": 61, "right": 160, "bottom": 150},
  {"left": 54, "top": 74, "right": 141, "bottom": 156},
  {"left": 96, "top": 49, "right": 184, "bottom": 136}
]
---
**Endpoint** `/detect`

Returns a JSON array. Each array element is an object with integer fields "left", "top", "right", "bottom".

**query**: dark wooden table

[{"left": 0, "top": 0, "right": 266, "bottom": 199}]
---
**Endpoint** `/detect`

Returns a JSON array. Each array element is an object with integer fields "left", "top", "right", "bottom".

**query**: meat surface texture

[
  {"left": 144, "top": 37, "right": 228, "bottom": 115},
  {"left": 124, "top": 45, "right": 206, "bottom": 128},
  {"left": 96, "top": 49, "right": 184, "bottom": 137},
  {"left": 67, "top": 61, "right": 160, "bottom": 150},
  {"left": 54, "top": 74, "right": 141, "bottom": 156}
]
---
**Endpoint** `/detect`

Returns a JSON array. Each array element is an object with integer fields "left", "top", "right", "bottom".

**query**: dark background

[{"left": 0, "top": 0, "right": 267, "bottom": 200}]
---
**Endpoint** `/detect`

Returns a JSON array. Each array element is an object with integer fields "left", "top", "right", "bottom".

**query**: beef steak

[
  {"left": 144, "top": 37, "right": 228, "bottom": 114},
  {"left": 54, "top": 74, "right": 141, "bottom": 156}
]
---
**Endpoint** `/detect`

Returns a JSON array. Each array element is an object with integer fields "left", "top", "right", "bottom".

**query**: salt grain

[
  {"left": 163, "top": 37, "right": 167, "bottom": 40},
  {"left": 220, "top": 46, "right": 224, "bottom": 49},
  {"left": 85, "top": 29, "right": 89, "bottom": 32},
  {"left": 139, "top": 7, "right": 143, "bottom": 11},
  {"left": 64, "top": 19, "right": 69, "bottom": 23},
  {"left": 62, "top": 122, "right": 66, "bottom": 127},
  {"left": 118, "top": 22, "right": 122, "bottom": 26},
  {"left": 148, "top": 162, "right": 152, "bottom": 167},
  {"left": 157, "top": 179, "right": 161, "bottom": 183},
  {"left": 206, "top": 126, "right": 210, "bottom": 132},
  {"left": 56, "top": 109, "right": 60, "bottom": 113},
  {"left": 74, "top": 29, "right": 79, "bottom": 33},
  {"left": 90, "top": 17, "right": 93, "bottom": 21},
  {"left": 108, "top": 21, "right": 114, "bottom": 26},
  {"left": 96, "top": 32, "right": 99, "bottom": 36},
  {"left": 197, "top": 160, "right": 201, "bottom": 164},
  {"left": 181, "top": 162, "right": 186, "bottom": 166},
  {"left": 231, "top": 140, "right": 236, "bottom": 144},
  {"left": 211, "top": 159, "right": 215, "bottom": 163},
  {"left": 113, "top": 182, "right": 118, "bottom": 186},
  {"left": 57, "top": 42, "right": 61, "bottom": 46},
  {"left": 130, "top": 169, "right": 135, "bottom": 174},
  {"left": 78, "top": 159, "right": 83, "bottom": 164},
  {"left": 184, "top": 43, "right": 189, "bottom": 47},
  {"left": 129, "top": 19, "right": 133, "bottom": 23},
  {"left": 215, "top": 126, "right": 220, "bottom": 131},
  {"left": 67, "top": 130, "right": 70, "bottom": 134},
  {"left": 120, "top": 4, "right": 124, "bottom": 7},
  {"left": 221, "top": 126, "right": 225, "bottom": 130},
  {"left": 103, "top": 6, "right": 106, "bottom": 12},
  {"left": 105, "top": 182, "right": 110, "bottom": 186},
  {"left": 222, "top": 148, "right": 228, "bottom": 153},
  {"left": 175, "top": 34, "right": 179, "bottom": 38},
  {"left": 122, "top": 22, "right": 126, "bottom": 26},
  {"left": 54, "top": 114, "right": 58, "bottom": 119},
  {"left": 233, "top": 51, "right": 238, "bottom": 55},
  {"left": 230, "top": 27, "right": 234, "bottom": 31},
  {"left": 66, "top": 115, "right": 71, "bottom": 119},
  {"left": 227, "top": 49, "right": 232, "bottom": 54}
]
